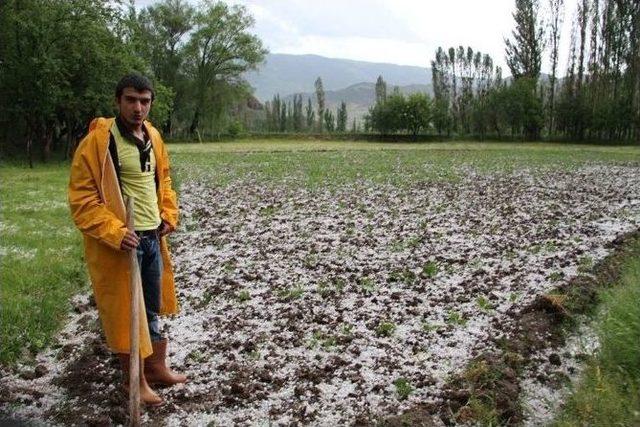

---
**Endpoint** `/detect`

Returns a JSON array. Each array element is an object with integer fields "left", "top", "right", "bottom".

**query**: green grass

[
  {"left": 553, "top": 241, "right": 640, "bottom": 427},
  {"left": 0, "top": 163, "right": 87, "bottom": 365},
  {"left": 375, "top": 321, "right": 397, "bottom": 337},
  {"left": 167, "top": 140, "right": 640, "bottom": 188},
  {"left": 1, "top": 139, "right": 640, "bottom": 368},
  {"left": 393, "top": 377, "right": 413, "bottom": 400}
]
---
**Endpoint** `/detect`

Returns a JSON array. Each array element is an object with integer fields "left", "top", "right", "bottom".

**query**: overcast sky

[{"left": 136, "top": 0, "right": 577, "bottom": 75}]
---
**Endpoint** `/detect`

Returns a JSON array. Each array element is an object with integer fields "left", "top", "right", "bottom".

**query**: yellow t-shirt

[{"left": 111, "top": 123, "right": 161, "bottom": 231}]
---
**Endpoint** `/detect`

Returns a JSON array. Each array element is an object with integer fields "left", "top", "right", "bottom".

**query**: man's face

[{"left": 117, "top": 87, "right": 153, "bottom": 128}]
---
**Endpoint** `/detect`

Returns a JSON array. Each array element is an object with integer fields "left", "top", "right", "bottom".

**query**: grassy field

[
  {"left": 1, "top": 140, "right": 639, "bottom": 423},
  {"left": 0, "top": 163, "right": 86, "bottom": 364},
  {"left": 554, "top": 240, "right": 640, "bottom": 427},
  {"left": 168, "top": 140, "right": 640, "bottom": 188}
]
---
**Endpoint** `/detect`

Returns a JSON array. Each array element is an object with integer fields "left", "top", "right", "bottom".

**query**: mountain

[
  {"left": 282, "top": 82, "right": 432, "bottom": 124},
  {"left": 245, "top": 53, "right": 431, "bottom": 101}
]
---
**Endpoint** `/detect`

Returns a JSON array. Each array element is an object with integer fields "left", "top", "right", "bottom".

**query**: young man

[{"left": 68, "top": 74, "right": 186, "bottom": 406}]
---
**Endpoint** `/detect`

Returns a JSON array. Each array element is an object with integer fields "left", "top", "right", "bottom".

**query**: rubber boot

[
  {"left": 117, "top": 353, "right": 164, "bottom": 406},
  {"left": 144, "top": 339, "right": 188, "bottom": 386}
]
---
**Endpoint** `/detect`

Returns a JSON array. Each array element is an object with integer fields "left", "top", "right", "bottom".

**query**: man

[{"left": 69, "top": 74, "right": 187, "bottom": 406}]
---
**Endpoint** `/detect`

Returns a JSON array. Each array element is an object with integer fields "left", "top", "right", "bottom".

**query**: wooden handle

[{"left": 126, "top": 197, "right": 141, "bottom": 427}]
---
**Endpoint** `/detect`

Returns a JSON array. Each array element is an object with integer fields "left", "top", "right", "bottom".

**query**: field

[{"left": 1, "top": 140, "right": 640, "bottom": 425}]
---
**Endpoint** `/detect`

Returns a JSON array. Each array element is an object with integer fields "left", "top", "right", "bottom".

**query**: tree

[
  {"left": 405, "top": 93, "right": 432, "bottom": 138},
  {"left": 280, "top": 102, "right": 287, "bottom": 132},
  {"left": 375, "top": 75, "right": 387, "bottom": 105},
  {"left": 292, "top": 94, "right": 304, "bottom": 132},
  {"left": 267, "top": 94, "right": 282, "bottom": 132},
  {"left": 367, "top": 92, "right": 432, "bottom": 137},
  {"left": 305, "top": 97, "right": 315, "bottom": 131},
  {"left": 368, "top": 93, "right": 403, "bottom": 135},
  {"left": 502, "top": 78, "right": 544, "bottom": 139},
  {"left": 430, "top": 46, "right": 501, "bottom": 137},
  {"left": 336, "top": 101, "right": 348, "bottom": 132},
  {"left": 505, "top": 0, "right": 545, "bottom": 139},
  {"left": 324, "top": 109, "right": 335, "bottom": 132},
  {"left": 547, "top": 0, "right": 564, "bottom": 135},
  {"left": 351, "top": 118, "right": 358, "bottom": 133},
  {"left": 138, "top": 0, "right": 195, "bottom": 134},
  {"left": 505, "top": 0, "right": 544, "bottom": 82},
  {"left": 576, "top": 0, "right": 589, "bottom": 91},
  {"left": 184, "top": 1, "right": 266, "bottom": 137},
  {"left": 314, "top": 77, "right": 325, "bottom": 132},
  {"left": 0, "top": 0, "right": 145, "bottom": 165}
]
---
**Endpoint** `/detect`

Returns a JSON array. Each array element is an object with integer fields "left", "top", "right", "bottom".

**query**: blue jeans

[{"left": 136, "top": 232, "right": 163, "bottom": 342}]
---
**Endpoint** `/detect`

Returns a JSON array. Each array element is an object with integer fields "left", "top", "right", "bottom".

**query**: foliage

[
  {"left": 315, "top": 77, "right": 326, "bottom": 132},
  {"left": 554, "top": 241, "right": 640, "bottom": 426},
  {"left": 504, "top": 0, "right": 544, "bottom": 81},
  {"left": 0, "top": 0, "right": 146, "bottom": 163},
  {"left": 324, "top": 109, "right": 336, "bottom": 132},
  {"left": 431, "top": 46, "right": 504, "bottom": 137},
  {"left": 393, "top": 378, "right": 413, "bottom": 400},
  {"left": 183, "top": 1, "right": 267, "bottom": 135},
  {"left": 0, "top": 0, "right": 268, "bottom": 161},
  {"left": 336, "top": 101, "right": 348, "bottom": 133},
  {"left": 367, "top": 92, "right": 432, "bottom": 137},
  {"left": 375, "top": 75, "right": 387, "bottom": 105},
  {"left": 137, "top": 0, "right": 195, "bottom": 133}
]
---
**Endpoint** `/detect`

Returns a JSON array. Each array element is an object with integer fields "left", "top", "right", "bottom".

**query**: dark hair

[{"left": 115, "top": 73, "right": 155, "bottom": 101}]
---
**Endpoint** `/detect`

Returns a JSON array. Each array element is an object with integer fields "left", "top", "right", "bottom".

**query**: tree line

[
  {"left": 0, "top": 0, "right": 266, "bottom": 165},
  {"left": 1, "top": 0, "right": 638, "bottom": 166},
  {"left": 366, "top": 0, "right": 639, "bottom": 142},
  {"left": 262, "top": 78, "right": 351, "bottom": 134}
]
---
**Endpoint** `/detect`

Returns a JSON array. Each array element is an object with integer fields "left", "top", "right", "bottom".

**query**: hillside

[{"left": 245, "top": 53, "right": 431, "bottom": 101}]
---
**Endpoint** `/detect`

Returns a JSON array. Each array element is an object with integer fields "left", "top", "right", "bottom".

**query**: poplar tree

[
  {"left": 336, "top": 101, "right": 348, "bottom": 132},
  {"left": 375, "top": 75, "right": 387, "bottom": 105},
  {"left": 305, "top": 97, "right": 315, "bottom": 131},
  {"left": 292, "top": 94, "right": 304, "bottom": 132},
  {"left": 324, "top": 110, "right": 335, "bottom": 132},
  {"left": 280, "top": 102, "right": 287, "bottom": 132},
  {"left": 314, "top": 77, "right": 325, "bottom": 132},
  {"left": 547, "top": 0, "right": 564, "bottom": 134},
  {"left": 576, "top": 0, "right": 589, "bottom": 91},
  {"left": 505, "top": 0, "right": 544, "bottom": 82}
]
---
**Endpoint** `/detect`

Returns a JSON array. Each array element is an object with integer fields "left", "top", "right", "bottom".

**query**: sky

[{"left": 136, "top": 0, "right": 577, "bottom": 75}]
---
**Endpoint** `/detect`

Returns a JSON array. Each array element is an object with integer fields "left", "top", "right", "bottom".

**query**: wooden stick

[{"left": 125, "top": 197, "right": 141, "bottom": 427}]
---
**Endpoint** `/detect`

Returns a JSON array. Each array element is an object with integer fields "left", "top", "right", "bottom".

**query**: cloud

[
  {"left": 224, "top": 0, "right": 518, "bottom": 69},
  {"left": 232, "top": 0, "right": 421, "bottom": 41},
  {"left": 136, "top": 0, "right": 577, "bottom": 75}
]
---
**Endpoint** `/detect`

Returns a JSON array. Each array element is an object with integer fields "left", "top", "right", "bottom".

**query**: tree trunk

[
  {"left": 64, "top": 131, "right": 72, "bottom": 161},
  {"left": 27, "top": 134, "right": 33, "bottom": 169},
  {"left": 190, "top": 108, "right": 200, "bottom": 138},
  {"left": 43, "top": 127, "right": 53, "bottom": 163},
  {"left": 163, "top": 114, "right": 172, "bottom": 136},
  {"left": 633, "top": 3, "right": 640, "bottom": 143}
]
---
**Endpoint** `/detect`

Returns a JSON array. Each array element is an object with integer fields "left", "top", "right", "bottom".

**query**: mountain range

[
  {"left": 245, "top": 53, "right": 432, "bottom": 102},
  {"left": 244, "top": 53, "right": 433, "bottom": 123}
]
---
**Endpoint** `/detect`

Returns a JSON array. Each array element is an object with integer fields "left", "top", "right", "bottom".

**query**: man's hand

[
  {"left": 120, "top": 229, "right": 140, "bottom": 251},
  {"left": 158, "top": 221, "right": 172, "bottom": 237}
]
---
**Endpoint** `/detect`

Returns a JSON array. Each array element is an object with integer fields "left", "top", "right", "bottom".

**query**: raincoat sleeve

[
  {"left": 68, "top": 138, "right": 127, "bottom": 250},
  {"left": 157, "top": 136, "right": 179, "bottom": 231}
]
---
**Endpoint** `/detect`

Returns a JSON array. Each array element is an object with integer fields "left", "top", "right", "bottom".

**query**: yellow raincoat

[{"left": 68, "top": 117, "right": 179, "bottom": 358}]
